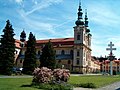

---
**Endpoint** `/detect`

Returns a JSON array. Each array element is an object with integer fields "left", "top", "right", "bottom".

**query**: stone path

[
  {"left": 74, "top": 81, "right": 120, "bottom": 90},
  {"left": 0, "top": 75, "right": 33, "bottom": 78},
  {"left": 97, "top": 81, "right": 120, "bottom": 90}
]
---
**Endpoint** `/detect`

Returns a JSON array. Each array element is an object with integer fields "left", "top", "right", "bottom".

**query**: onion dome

[
  {"left": 75, "top": 1, "right": 84, "bottom": 26},
  {"left": 86, "top": 29, "right": 90, "bottom": 33}
]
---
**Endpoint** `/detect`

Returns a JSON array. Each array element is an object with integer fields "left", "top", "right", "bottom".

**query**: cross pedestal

[{"left": 108, "top": 56, "right": 115, "bottom": 75}]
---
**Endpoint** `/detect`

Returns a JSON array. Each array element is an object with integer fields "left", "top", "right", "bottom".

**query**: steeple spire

[
  {"left": 75, "top": 0, "right": 84, "bottom": 26},
  {"left": 84, "top": 9, "right": 90, "bottom": 33},
  {"left": 85, "top": 9, "right": 88, "bottom": 27},
  {"left": 79, "top": 0, "right": 81, "bottom": 6}
]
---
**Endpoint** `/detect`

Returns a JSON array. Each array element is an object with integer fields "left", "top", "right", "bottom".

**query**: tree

[
  {"left": 20, "top": 30, "right": 26, "bottom": 47},
  {"left": 0, "top": 20, "right": 15, "bottom": 75},
  {"left": 40, "top": 40, "right": 56, "bottom": 69},
  {"left": 22, "top": 32, "right": 37, "bottom": 75},
  {"left": 16, "top": 30, "right": 26, "bottom": 66}
]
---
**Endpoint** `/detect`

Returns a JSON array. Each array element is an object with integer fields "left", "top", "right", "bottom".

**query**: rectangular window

[
  {"left": 38, "top": 51, "right": 40, "bottom": 55},
  {"left": 15, "top": 50, "right": 18, "bottom": 54},
  {"left": 76, "top": 58, "right": 79, "bottom": 65},
  {"left": 84, "top": 34, "right": 85, "bottom": 41},
  {"left": 77, "top": 34, "right": 80, "bottom": 40},
  {"left": 20, "top": 60, "right": 22, "bottom": 63},
  {"left": 21, "top": 51, "right": 25, "bottom": 55},
  {"left": 77, "top": 51, "right": 79, "bottom": 56},
  {"left": 84, "top": 52, "right": 85, "bottom": 57},
  {"left": 56, "top": 50, "right": 61, "bottom": 55}
]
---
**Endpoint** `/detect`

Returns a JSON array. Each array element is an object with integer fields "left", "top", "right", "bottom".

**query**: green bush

[{"left": 73, "top": 83, "right": 96, "bottom": 88}]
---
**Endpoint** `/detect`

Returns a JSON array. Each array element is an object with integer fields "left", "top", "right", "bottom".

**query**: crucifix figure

[{"left": 106, "top": 42, "right": 116, "bottom": 75}]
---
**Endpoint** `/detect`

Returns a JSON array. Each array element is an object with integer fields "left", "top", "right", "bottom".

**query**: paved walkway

[
  {"left": 74, "top": 81, "right": 120, "bottom": 90},
  {"left": 71, "top": 74, "right": 102, "bottom": 76},
  {"left": 97, "top": 81, "right": 120, "bottom": 90},
  {"left": 0, "top": 75, "right": 33, "bottom": 78}
]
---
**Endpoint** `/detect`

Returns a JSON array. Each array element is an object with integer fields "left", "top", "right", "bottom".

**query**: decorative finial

[
  {"left": 75, "top": 0, "right": 84, "bottom": 26},
  {"left": 23, "top": 28, "right": 25, "bottom": 31},
  {"left": 79, "top": 0, "right": 81, "bottom": 6},
  {"left": 85, "top": 9, "right": 90, "bottom": 33},
  {"left": 85, "top": 9, "right": 88, "bottom": 27},
  {"left": 85, "top": 9, "right": 87, "bottom": 18}
]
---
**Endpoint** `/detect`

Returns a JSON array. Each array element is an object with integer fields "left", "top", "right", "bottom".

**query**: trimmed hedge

[
  {"left": 73, "top": 83, "right": 96, "bottom": 88},
  {"left": 32, "top": 83, "right": 73, "bottom": 90}
]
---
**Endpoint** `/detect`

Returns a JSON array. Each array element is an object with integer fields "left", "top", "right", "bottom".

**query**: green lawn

[
  {"left": 69, "top": 75, "right": 120, "bottom": 88},
  {"left": 0, "top": 75, "right": 120, "bottom": 90},
  {"left": 0, "top": 78, "right": 42, "bottom": 90}
]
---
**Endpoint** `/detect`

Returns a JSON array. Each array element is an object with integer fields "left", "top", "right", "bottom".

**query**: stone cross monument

[{"left": 106, "top": 42, "right": 116, "bottom": 75}]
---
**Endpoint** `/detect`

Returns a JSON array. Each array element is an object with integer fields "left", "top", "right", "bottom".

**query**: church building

[{"left": 16, "top": 2, "right": 100, "bottom": 74}]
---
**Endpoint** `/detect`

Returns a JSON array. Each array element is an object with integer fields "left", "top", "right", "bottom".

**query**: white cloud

[
  {"left": 53, "top": 19, "right": 74, "bottom": 29},
  {"left": 26, "top": 0, "right": 63, "bottom": 15},
  {"left": 86, "top": 2, "right": 120, "bottom": 58},
  {"left": 32, "top": 0, "right": 38, "bottom": 5},
  {"left": 91, "top": 34, "right": 120, "bottom": 58},
  {"left": 15, "top": 0, "right": 23, "bottom": 4},
  {"left": 107, "top": 36, "right": 120, "bottom": 48},
  {"left": 88, "top": 3, "right": 120, "bottom": 27},
  {"left": 18, "top": 9, "right": 56, "bottom": 34},
  {"left": 17, "top": 0, "right": 74, "bottom": 38}
]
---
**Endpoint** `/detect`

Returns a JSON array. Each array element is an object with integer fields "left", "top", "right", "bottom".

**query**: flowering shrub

[
  {"left": 32, "top": 67, "right": 52, "bottom": 83},
  {"left": 32, "top": 67, "right": 70, "bottom": 84},
  {"left": 53, "top": 69, "right": 70, "bottom": 82}
]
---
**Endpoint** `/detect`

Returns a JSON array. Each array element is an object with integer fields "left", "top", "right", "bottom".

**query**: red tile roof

[
  {"left": 36, "top": 38, "right": 74, "bottom": 43},
  {"left": 15, "top": 40, "right": 21, "bottom": 48},
  {"left": 36, "top": 37, "right": 74, "bottom": 46},
  {"left": 102, "top": 60, "right": 120, "bottom": 64},
  {"left": 15, "top": 38, "right": 74, "bottom": 48}
]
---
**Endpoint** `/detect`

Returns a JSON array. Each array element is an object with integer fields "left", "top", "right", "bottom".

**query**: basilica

[{"left": 15, "top": 2, "right": 100, "bottom": 74}]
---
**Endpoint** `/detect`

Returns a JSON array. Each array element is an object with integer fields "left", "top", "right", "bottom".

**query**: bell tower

[{"left": 73, "top": 1, "right": 92, "bottom": 73}]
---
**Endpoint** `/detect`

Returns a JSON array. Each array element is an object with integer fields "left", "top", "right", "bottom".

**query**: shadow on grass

[{"left": 21, "top": 84, "right": 32, "bottom": 87}]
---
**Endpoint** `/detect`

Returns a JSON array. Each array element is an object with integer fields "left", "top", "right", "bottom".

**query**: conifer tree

[
  {"left": 22, "top": 32, "right": 37, "bottom": 75},
  {"left": 16, "top": 30, "right": 26, "bottom": 67},
  {"left": 40, "top": 41, "right": 56, "bottom": 69},
  {"left": 0, "top": 20, "right": 15, "bottom": 75},
  {"left": 20, "top": 30, "right": 26, "bottom": 47}
]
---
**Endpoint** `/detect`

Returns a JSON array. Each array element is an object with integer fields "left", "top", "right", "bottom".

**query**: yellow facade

[{"left": 102, "top": 60, "right": 120, "bottom": 74}]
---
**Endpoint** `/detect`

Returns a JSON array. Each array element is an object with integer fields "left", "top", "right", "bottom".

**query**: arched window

[
  {"left": 61, "top": 50, "right": 65, "bottom": 55},
  {"left": 77, "top": 34, "right": 80, "bottom": 40}
]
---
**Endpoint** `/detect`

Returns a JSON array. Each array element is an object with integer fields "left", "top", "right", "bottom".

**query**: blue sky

[{"left": 0, "top": 0, "right": 120, "bottom": 58}]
